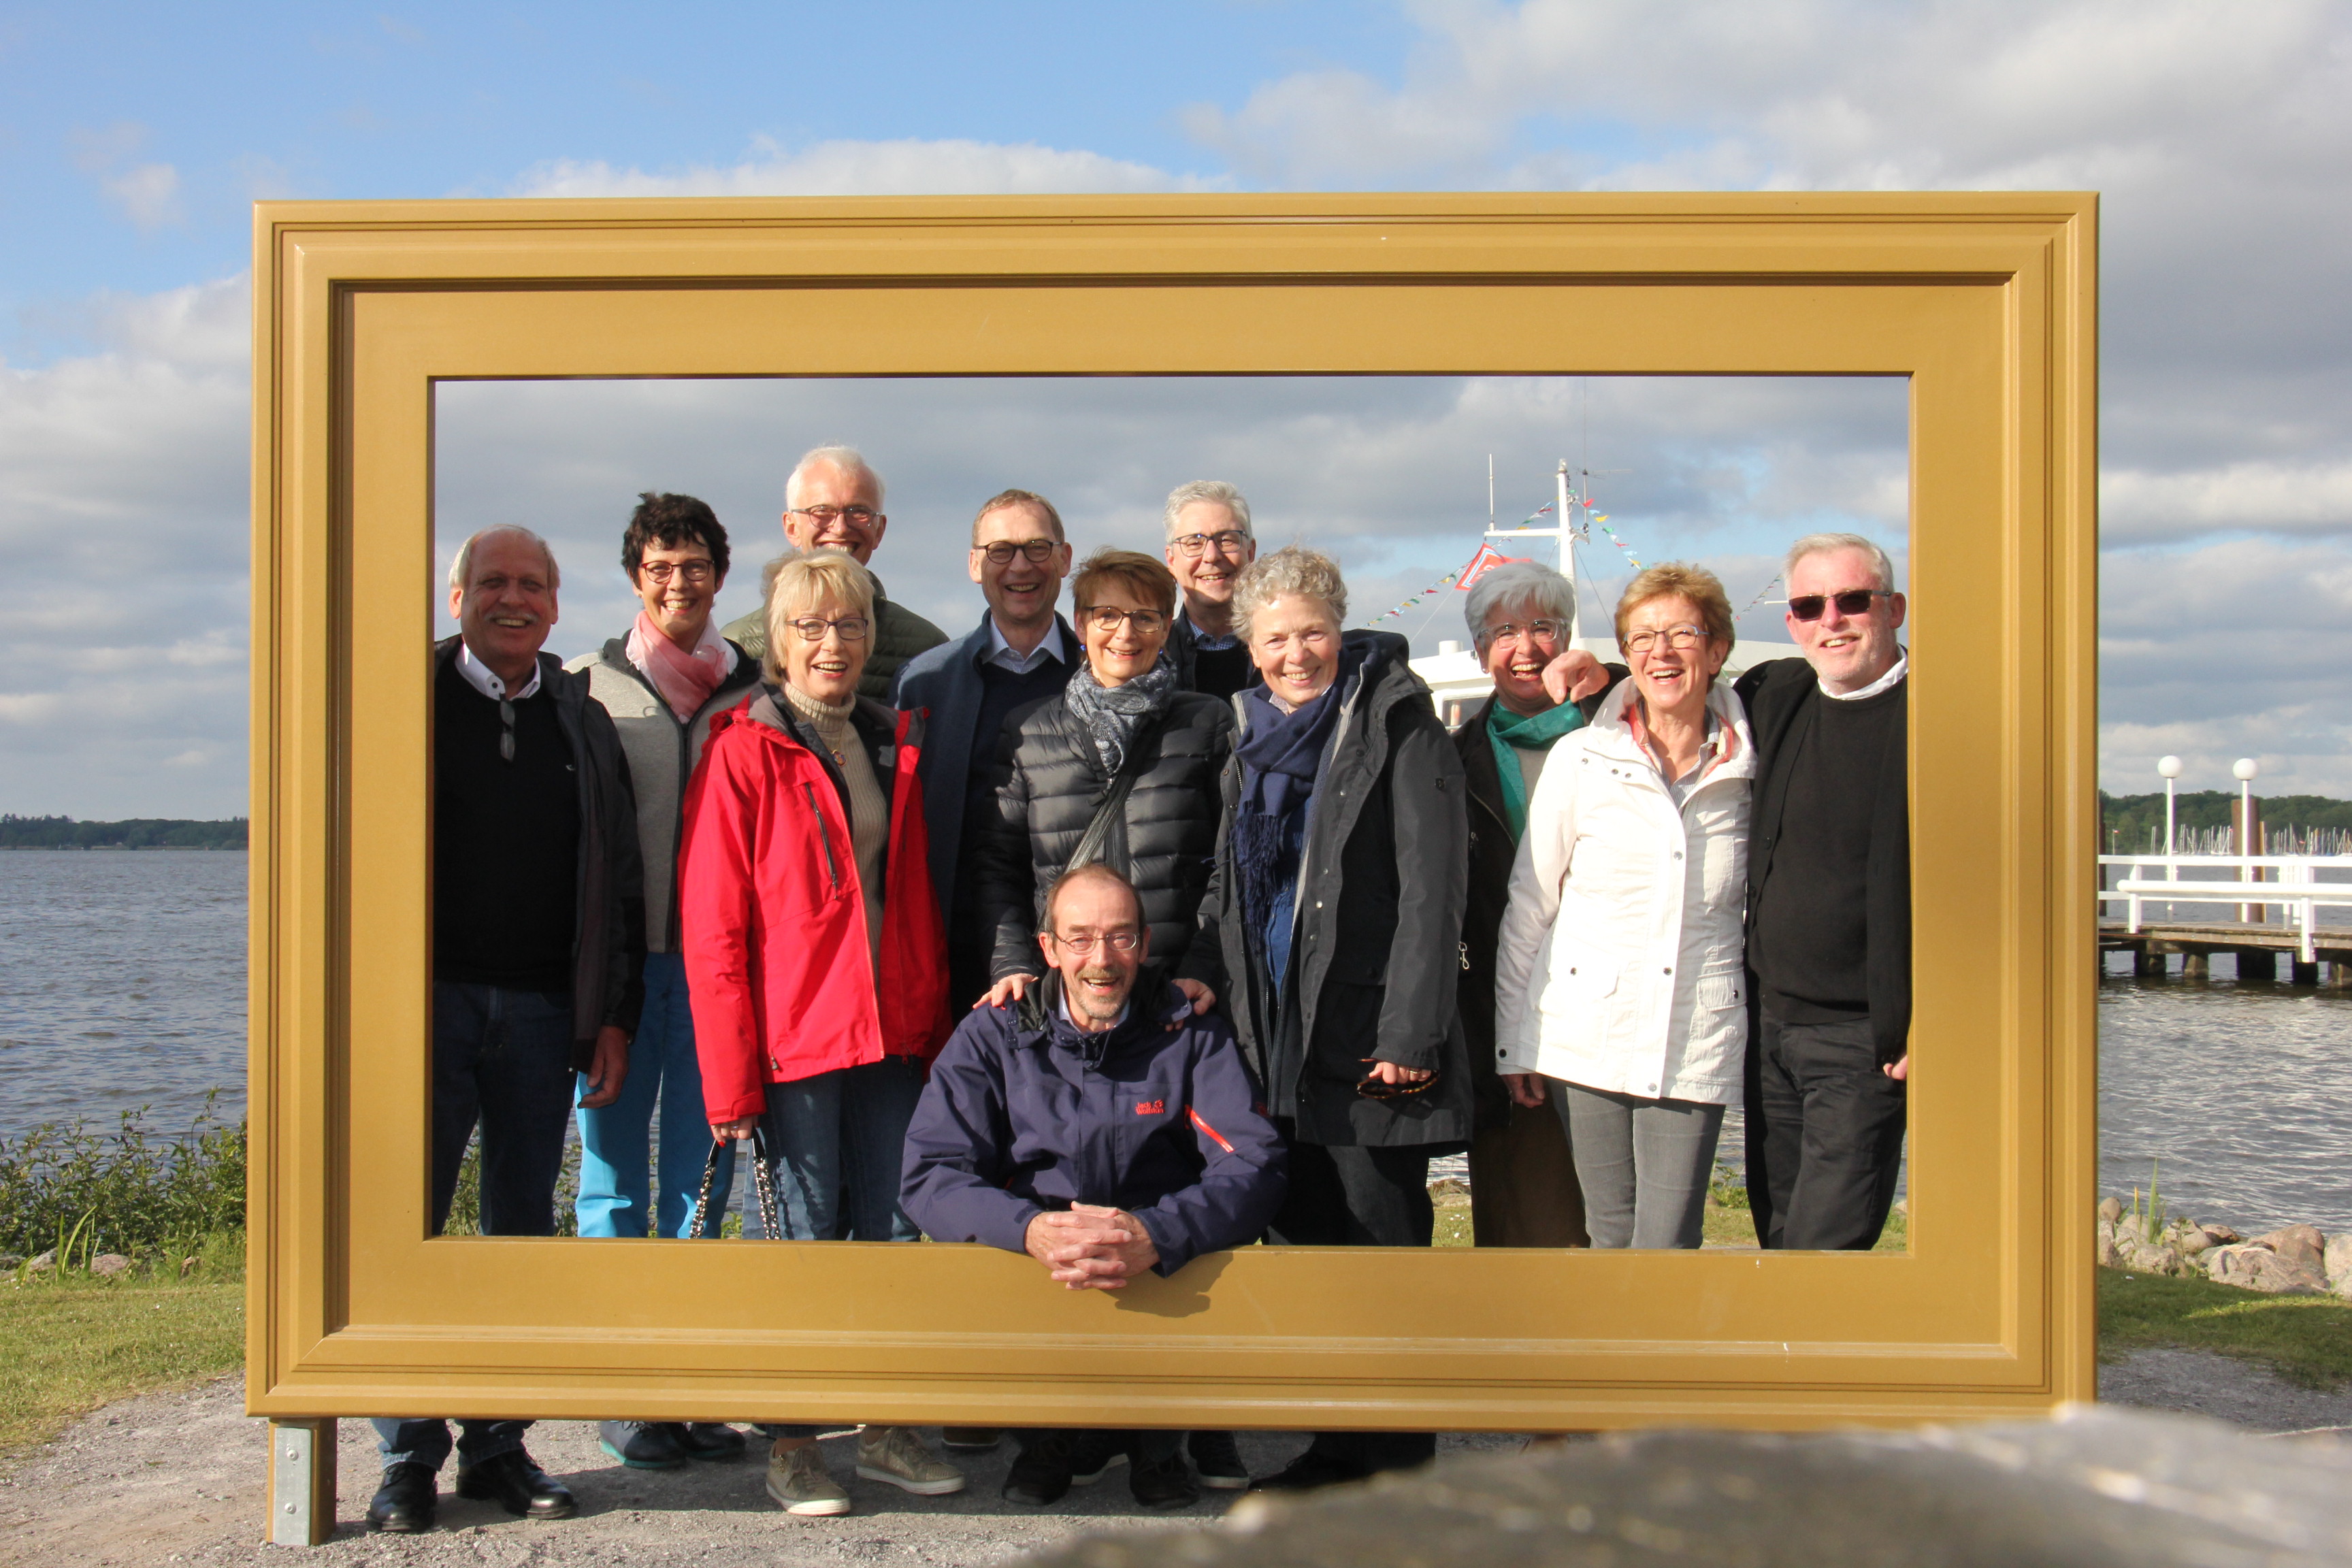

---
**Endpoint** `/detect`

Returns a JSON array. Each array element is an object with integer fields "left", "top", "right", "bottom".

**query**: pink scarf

[{"left": 627, "top": 611, "right": 730, "bottom": 722}]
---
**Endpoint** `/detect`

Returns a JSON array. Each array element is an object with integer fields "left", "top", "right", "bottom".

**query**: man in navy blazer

[{"left": 894, "top": 489, "right": 1079, "bottom": 1011}]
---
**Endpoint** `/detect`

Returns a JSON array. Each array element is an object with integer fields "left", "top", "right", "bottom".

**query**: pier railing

[{"left": 2096, "top": 853, "right": 2352, "bottom": 964}]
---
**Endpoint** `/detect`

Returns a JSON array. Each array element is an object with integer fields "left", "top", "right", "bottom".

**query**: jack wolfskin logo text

[{"left": 1134, "top": 1099, "right": 1166, "bottom": 1116}]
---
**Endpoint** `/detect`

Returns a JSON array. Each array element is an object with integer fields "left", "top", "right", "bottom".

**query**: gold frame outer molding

[{"left": 247, "top": 193, "right": 2097, "bottom": 1433}]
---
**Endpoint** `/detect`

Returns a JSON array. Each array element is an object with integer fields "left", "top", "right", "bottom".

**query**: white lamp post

[
  {"left": 2233, "top": 757, "right": 2259, "bottom": 922},
  {"left": 2157, "top": 755, "right": 2183, "bottom": 875}
]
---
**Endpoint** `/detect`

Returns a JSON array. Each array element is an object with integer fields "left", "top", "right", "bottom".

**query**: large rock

[
  {"left": 1024, "top": 1407, "right": 2352, "bottom": 1568},
  {"left": 2097, "top": 1195, "right": 2124, "bottom": 1224},
  {"left": 2206, "top": 1241, "right": 2330, "bottom": 1294},
  {"left": 2326, "top": 1232, "right": 2352, "bottom": 1298},
  {"left": 89, "top": 1253, "right": 133, "bottom": 1278},
  {"left": 2253, "top": 1224, "right": 2328, "bottom": 1275}
]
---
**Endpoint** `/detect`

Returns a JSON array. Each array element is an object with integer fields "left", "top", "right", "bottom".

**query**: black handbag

[{"left": 688, "top": 1125, "right": 785, "bottom": 1239}]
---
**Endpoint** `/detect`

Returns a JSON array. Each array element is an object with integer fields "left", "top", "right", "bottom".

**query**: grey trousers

[{"left": 1550, "top": 1081, "right": 1725, "bottom": 1250}]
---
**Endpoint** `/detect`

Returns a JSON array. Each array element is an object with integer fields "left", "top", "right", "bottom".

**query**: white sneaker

[
  {"left": 765, "top": 1443, "right": 851, "bottom": 1516},
  {"left": 854, "top": 1425, "right": 968, "bottom": 1496}
]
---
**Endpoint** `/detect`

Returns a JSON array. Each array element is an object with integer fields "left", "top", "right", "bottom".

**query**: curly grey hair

[
  {"left": 447, "top": 525, "right": 560, "bottom": 592},
  {"left": 1233, "top": 546, "right": 1347, "bottom": 641},
  {"left": 1162, "top": 479, "right": 1252, "bottom": 540},
  {"left": 1464, "top": 563, "right": 1574, "bottom": 649},
  {"left": 1783, "top": 532, "right": 1897, "bottom": 593}
]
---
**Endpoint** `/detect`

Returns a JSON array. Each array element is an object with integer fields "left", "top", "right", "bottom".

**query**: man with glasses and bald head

[
  {"left": 722, "top": 444, "right": 947, "bottom": 700},
  {"left": 1735, "top": 532, "right": 1912, "bottom": 1253}
]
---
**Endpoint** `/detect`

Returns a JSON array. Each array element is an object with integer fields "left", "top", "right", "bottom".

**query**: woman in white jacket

[{"left": 1492, "top": 564, "right": 1755, "bottom": 1249}]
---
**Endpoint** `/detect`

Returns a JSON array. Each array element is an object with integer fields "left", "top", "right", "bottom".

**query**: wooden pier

[{"left": 2099, "top": 920, "right": 2352, "bottom": 985}]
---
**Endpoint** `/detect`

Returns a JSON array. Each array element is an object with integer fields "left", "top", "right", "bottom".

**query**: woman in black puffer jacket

[{"left": 973, "top": 549, "right": 1235, "bottom": 1008}]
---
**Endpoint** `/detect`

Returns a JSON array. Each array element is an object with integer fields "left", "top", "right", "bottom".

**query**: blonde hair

[
  {"left": 762, "top": 549, "right": 877, "bottom": 681},
  {"left": 1613, "top": 563, "right": 1735, "bottom": 653},
  {"left": 1233, "top": 546, "right": 1348, "bottom": 641}
]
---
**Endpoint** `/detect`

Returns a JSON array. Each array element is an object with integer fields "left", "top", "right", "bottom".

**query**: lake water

[{"left": 3, "top": 852, "right": 2347, "bottom": 1235}]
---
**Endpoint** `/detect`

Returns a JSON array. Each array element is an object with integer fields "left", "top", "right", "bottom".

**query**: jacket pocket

[
  {"left": 802, "top": 782, "right": 843, "bottom": 892},
  {"left": 1693, "top": 968, "right": 1744, "bottom": 1012}
]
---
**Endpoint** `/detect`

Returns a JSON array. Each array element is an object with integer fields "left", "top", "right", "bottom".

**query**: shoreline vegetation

[
  {"left": 5, "top": 1110, "right": 2346, "bottom": 1467},
  {"left": 0, "top": 814, "right": 248, "bottom": 850}
]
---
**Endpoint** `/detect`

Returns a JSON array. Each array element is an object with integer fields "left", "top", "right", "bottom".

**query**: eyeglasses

[
  {"left": 1355, "top": 1068, "right": 1438, "bottom": 1101},
  {"left": 1786, "top": 589, "right": 1893, "bottom": 621},
  {"left": 1484, "top": 618, "right": 1565, "bottom": 646},
  {"left": 977, "top": 538, "right": 1060, "bottom": 565},
  {"left": 497, "top": 698, "right": 517, "bottom": 762},
  {"left": 789, "top": 505, "right": 881, "bottom": 529},
  {"left": 1046, "top": 929, "right": 1142, "bottom": 956},
  {"left": 1171, "top": 529, "right": 1252, "bottom": 557},
  {"left": 1623, "top": 624, "right": 1712, "bottom": 653},
  {"left": 1081, "top": 606, "right": 1169, "bottom": 635},
  {"left": 636, "top": 559, "right": 715, "bottom": 585},
  {"left": 786, "top": 615, "right": 871, "bottom": 642}
]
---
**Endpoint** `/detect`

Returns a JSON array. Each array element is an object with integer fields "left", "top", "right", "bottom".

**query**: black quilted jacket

[{"left": 970, "top": 689, "right": 1236, "bottom": 983}]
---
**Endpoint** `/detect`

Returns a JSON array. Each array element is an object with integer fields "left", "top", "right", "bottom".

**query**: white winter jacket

[{"left": 1492, "top": 679, "right": 1756, "bottom": 1105}]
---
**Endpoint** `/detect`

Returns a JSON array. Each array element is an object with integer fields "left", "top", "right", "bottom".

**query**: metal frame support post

[{"left": 267, "top": 1419, "right": 337, "bottom": 1546}]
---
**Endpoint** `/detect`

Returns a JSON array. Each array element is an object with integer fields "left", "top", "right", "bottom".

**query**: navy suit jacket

[{"left": 894, "top": 612, "right": 1079, "bottom": 923}]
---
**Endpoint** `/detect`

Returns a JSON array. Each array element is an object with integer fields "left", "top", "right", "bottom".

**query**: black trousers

[
  {"left": 1267, "top": 1127, "right": 1439, "bottom": 1475},
  {"left": 1744, "top": 1011, "right": 1908, "bottom": 1251}
]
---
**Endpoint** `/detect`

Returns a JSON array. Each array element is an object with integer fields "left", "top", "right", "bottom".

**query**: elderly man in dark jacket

[
  {"left": 903, "top": 864, "right": 1285, "bottom": 1512},
  {"left": 1735, "top": 532, "right": 1912, "bottom": 1252},
  {"left": 371, "top": 526, "right": 644, "bottom": 1536}
]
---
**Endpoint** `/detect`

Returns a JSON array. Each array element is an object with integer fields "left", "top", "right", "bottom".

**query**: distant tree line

[
  {"left": 0, "top": 815, "right": 248, "bottom": 850},
  {"left": 2101, "top": 791, "right": 2352, "bottom": 855}
]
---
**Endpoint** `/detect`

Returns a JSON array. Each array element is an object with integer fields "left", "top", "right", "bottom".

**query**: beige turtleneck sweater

[{"left": 782, "top": 683, "right": 889, "bottom": 963}]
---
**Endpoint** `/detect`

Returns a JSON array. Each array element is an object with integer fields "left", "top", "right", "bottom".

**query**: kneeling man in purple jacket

[{"left": 901, "top": 861, "right": 1286, "bottom": 1512}]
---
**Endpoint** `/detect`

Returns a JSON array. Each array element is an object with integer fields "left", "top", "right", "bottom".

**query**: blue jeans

[
  {"left": 575, "top": 951, "right": 734, "bottom": 1239},
  {"left": 1552, "top": 1081, "right": 1724, "bottom": 1250},
  {"left": 372, "top": 1416, "right": 531, "bottom": 1471},
  {"left": 755, "top": 1055, "right": 924, "bottom": 1440},
  {"left": 429, "top": 981, "right": 577, "bottom": 1237}
]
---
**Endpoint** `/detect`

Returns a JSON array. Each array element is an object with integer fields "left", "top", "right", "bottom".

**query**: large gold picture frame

[{"left": 246, "top": 193, "right": 2097, "bottom": 1437}]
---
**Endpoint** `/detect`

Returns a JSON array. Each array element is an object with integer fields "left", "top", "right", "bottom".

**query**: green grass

[
  {"left": 0, "top": 1231, "right": 246, "bottom": 1461},
  {"left": 2097, "top": 1267, "right": 2352, "bottom": 1389},
  {"left": 1430, "top": 1181, "right": 1911, "bottom": 1251}
]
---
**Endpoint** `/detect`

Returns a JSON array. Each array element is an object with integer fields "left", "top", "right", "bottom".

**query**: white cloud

[
  {"left": 510, "top": 135, "right": 1229, "bottom": 199},
  {"left": 101, "top": 163, "right": 184, "bottom": 231},
  {"left": 2103, "top": 460, "right": 2352, "bottom": 544}
]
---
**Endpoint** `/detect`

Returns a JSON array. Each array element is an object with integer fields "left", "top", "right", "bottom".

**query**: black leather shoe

[
  {"left": 1186, "top": 1429, "right": 1250, "bottom": 1490},
  {"left": 598, "top": 1419, "right": 689, "bottom": 1470},
  {"left": 454, "top": 1448, "right": 576, "bottom": 1519},
  {"left": 1130, "top": 1451, "right": 1201, "bottom": 1511},
  {"left": 677, "top": 1422, "right": 747, "bottom": 1461},
  {"left": 1247, "top": 1450, "right": 1368, "bottom": 1494},
  {"left": 1001, "top": 1431, "right": 1075, "bottom": 1506},
  {"left": 365, "top": 1461, "right": 438, "bottom": 1533}
]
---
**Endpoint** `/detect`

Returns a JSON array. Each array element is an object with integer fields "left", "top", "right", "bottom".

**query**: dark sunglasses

[{"left": 1787, "top": 588, "right": 1893, "bottom": 621}]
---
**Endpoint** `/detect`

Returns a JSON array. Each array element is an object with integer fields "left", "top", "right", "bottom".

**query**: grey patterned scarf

[{"left": 1063, "top": 651, "right": 1179, "bottom": 776}]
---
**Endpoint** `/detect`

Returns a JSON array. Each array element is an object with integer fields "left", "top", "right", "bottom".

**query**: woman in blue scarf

[{"left": 1177, "top": 546, "right": 1473, "bottom": 1494}]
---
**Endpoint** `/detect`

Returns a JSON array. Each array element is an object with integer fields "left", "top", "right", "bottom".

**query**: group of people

[{"left": 376, "top": 441, "right": 1914, "bottom": 1534}]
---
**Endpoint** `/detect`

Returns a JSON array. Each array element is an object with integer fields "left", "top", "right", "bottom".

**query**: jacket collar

[
  {"left": 1583, "top": 677, "right": 1757, "bottom": 785},
  {"left": 1013, "top": 970, "right": 1188, "bottom": 1064}
]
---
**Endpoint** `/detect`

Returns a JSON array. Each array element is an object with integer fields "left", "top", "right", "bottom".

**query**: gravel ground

[{"left": 1, "top": 1354, "right": 2340, "bottom": 1566}]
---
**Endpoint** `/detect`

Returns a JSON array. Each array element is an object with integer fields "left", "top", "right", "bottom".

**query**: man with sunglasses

[
  {"left": 901, "top": 863, "right": 1286, "bottom": 1509},
  {"left": 721, "top": 444, "right": 946, "bottom": 700},
  {"left": 894, "top": 489, "right": 1079, "bottom": 1015},
  {"left": 1160, "top": 479, "right": 1259, "bottom": 700},
  {"left": 1733, "top": 532, "right": 1912, "bottom": 1252}
]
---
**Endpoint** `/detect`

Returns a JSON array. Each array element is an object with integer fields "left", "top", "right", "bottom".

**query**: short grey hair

[
  {"left": 786, "top": 445, "right": 886, "bottom": 510},
  {"left": 1234, "top": 546, "right": 1347, "bottom": 641},
  {"left": 1162, "top": 479, "right": 1252, "bottom": 541},
  {"left": 1784, "top": 532, "right": 1897, "bottom": 593},
  {"left": 1465, "top": 563, "right": 1574, "bottom": 649},
  {"left": 447, "top": 525, "right": 560, "bottom": 592}
]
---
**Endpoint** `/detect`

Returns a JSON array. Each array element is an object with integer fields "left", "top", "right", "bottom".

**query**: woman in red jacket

[{"left": 679, "top": 547, "right": 958, "bottom": 1516}]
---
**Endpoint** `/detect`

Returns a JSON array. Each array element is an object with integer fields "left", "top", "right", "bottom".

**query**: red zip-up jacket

[{"left": 681, "top": 688, "right": 953, "bottom": 1124}]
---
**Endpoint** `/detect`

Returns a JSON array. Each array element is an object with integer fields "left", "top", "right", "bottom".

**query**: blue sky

[{"left": 4, "top": 1, "right": 2351, "bottom": 815}]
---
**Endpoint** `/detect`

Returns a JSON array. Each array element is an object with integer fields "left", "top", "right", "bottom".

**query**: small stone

[
  {"left": 2251, "top": 1224, "right": 2326, "bottom": 1274},
  {"left": 2205, "top": 1242, "right": 2329, "bottom": 1295},
  {"left": 2097, "top": 1196, "right": 2123, "bottom": 1224},
  {"left": 2172, "top": 1225, "right": 2212, "bottom": 1257},
  {"left": 2201, "top": 1223, "right": 2242, "bottom": 1245},
  {"left": 24, "top": 1250, "right": 56, "bottom": 1274},
  {"left": 90, "top": 1254, "right": 133, "bottom": 1278}
]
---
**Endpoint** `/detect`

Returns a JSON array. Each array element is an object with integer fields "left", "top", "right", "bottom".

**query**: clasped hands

[{"left": 1024, "top": 1204, "right": 1160, "bottom": 1290}]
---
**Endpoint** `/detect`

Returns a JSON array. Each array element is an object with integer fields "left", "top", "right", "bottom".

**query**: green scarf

[{"left": 1488, "top": 700, "right": 1588, "bottom": 838}]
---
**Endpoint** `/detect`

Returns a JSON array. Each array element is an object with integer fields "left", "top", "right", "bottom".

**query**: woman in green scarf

[{"left": 1450, "top": 564, "right": 1620, "bottom": 1247}]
